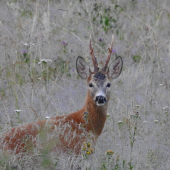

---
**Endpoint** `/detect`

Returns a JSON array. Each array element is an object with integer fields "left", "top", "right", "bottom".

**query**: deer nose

[{"left": 95, "top": 95, "right": 107, "bottom": 105}]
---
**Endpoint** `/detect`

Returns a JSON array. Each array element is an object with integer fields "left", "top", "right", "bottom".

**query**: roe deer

[{"left": 0, "top": 35, "right": 123, "bottom": 155}]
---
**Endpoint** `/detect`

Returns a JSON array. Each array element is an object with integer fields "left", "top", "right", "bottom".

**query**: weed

[
  {"left": 15, "top": 110, "right": 22, "bottom": 123},
  {"left": 128, "top": 111, "right": 140, "bottom": 170},
  {"left": 132, "top": 55, "right": 141, "bottom": 63}
]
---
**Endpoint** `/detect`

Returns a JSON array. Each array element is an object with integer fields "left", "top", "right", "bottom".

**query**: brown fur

[
  {"left": 0, "top": 36, "right": 123, "bottom": 155},
  {"left": 0, "top": 81, "right": 107, "bottom": 155}
]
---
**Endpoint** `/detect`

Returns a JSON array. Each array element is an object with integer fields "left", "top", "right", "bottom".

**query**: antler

[
  {"left": 89, "top": 35, "right": 99, "bottom": 72},
  {"left": 101, "top": 34, "right": 114, "bottom": 73}
]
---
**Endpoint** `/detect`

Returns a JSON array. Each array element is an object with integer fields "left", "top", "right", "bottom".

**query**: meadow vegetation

[{"left": 0, "top": 0, "right": 170, "bottom": 169}]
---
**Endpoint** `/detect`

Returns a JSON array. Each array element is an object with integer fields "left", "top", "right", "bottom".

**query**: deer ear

[
  {"left": 108, "top": 56, "right": 123, "bottom": 80},
  {"left": 76, "top": 56, "right": 90, "bottom": 79}
]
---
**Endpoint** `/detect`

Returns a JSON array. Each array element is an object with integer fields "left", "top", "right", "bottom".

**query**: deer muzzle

[{"left": 95, "top": 95, "right": 107, "bottom": 106}]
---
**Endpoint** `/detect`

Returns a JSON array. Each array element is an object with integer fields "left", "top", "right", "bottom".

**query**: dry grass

[{"left": 0, "top": 0, "right": 170, "bottom": 169}]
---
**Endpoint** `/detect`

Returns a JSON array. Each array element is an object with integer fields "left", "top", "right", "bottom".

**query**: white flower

[
  {"left": 38, "top": 59, "right": 52, "bottom": 64},
  {"left": 15, "top": 110, "right": 22, "bottom": 112},
  {"left": 107, "top": 113, "right": 110, "bottom": 118},
  {"left": 143, "top": 121, "right": 148, "bottom": 123},
  {"left": 45, "top": 116, "right": 50, "bottom": 119},
  {"left": 22, "top": 42, "right": 29, "bottom": 46},
  {"left": 40, "top": 59, "right": 47, "bottom": 62},
  {"left": 163, "top": 106, "right": 169, "bottom": 110}
]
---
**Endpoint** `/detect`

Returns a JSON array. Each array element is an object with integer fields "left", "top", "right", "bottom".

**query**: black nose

[{"left": 95, "top": 96, "right": 106, "bottom": 104}]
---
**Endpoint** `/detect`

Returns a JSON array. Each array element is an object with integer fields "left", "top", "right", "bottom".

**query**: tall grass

[{"left": 0, "top": 0, "right": 170, "bottom": 169}]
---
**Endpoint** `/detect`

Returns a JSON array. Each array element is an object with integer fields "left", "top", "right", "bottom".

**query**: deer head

[{"left": 76, "top": 35, "right": 123, "bottom": 106}]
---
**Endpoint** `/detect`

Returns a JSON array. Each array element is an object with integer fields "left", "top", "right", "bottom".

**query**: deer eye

[
  {"left": 107, "top": 83, "right": 111, "bottom": 88},
  {"left": 89, "top": 83, "right": 93, "bottom": 87}
]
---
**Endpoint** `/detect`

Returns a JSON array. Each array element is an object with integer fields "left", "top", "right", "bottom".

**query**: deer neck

[{"left": 83, "top": 90, "right": 108, "bottom": 136}]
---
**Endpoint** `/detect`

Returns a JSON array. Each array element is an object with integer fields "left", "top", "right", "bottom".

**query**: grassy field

[{"left": 0, "top": 0, "right": 170, "bottom": 169}]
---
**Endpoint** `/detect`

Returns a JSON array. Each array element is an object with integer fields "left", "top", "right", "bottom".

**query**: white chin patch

[{"left": 96, "top": 102, "right": 106, "bottom": 106}]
